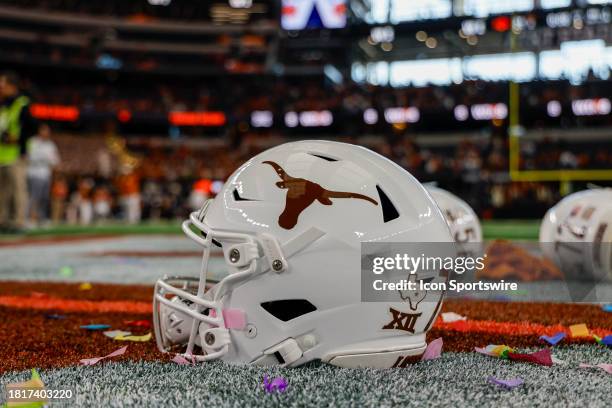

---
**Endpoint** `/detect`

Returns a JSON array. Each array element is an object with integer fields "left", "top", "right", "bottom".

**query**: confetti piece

[
  {"left": 491, "top": 345, "right": 514, "bottom": 358},
  {"left": 441, "top": 312, "right": 466, "bottom": 323},
  {"left": 80, "top": 324, "right": 111, "bottom": 331},
  {"left": 80, "top": 346, "right": 127, "bottom": 366},
  {"left": 552, "top": 356, "right": 567, "bottom": 365},
  {"left": 30, "top": 291, "right": 50, "bottom": 299},
  {"left": 474, "top": 344, "right": 514, "bottom": 358},
  {"left": 421, "top": 337, "right": 443, "bottom": 361},
  {"left": 124, "top": 320, "right": 151, "bottom": 329},
  {"left": 78, "top": 282, "right": 92, "bottom": 291},
  {"left": 474, "top": 346, "right": 496, "bottom": 356},
  {"left": 579, "top": 363, "right": 612, "bottom": 374},
  {"left": 569, "top": 323, "right": 589, "bottom": 338},
  {"left": 488, "top": 377, "right": 524, "bottom": 389},
  {"left": 114, "top": 332, "right": 152, "bottom": 342},
  {"left": 59, "top": 266, "right": 73, "bottom": 277},
  {"left": 539, "top": 332, "right": 566, "bottom": 346},
  {"left": 263, "top": 376, "right": 288, "bottom": 393},
  {"left": 103, "top": 330, "right": 132, "bottom": 339},
  {"left": 602, "top": 305, "right": 612, "bottom": 312},
  {"left": 171, "top": 355, "right": 196, "bottom": 365},
  {"left": 5, "top": 369, "right": 47, "bottom": 406},
  {"left": 44, "top": 314, "right": 66, "bottom": 320},
  {"left": 508, "top": 348, "right": 553, "bottom": 367},
  {"left": 601, "top": 336, "right": 612, "bottom": 346}
]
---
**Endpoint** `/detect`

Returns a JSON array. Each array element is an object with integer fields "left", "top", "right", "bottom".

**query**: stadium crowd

[
  {"left": 41, "top": 129, "right": 570, "bottom": 227},
  {"left": 1, "top": 69, "right": 609, "bottom": 231}
]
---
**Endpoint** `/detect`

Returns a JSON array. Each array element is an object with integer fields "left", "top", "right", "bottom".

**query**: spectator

[
  {"left": 0, "top": 71, "right": 37, "bottom": 232},
  {"left": 50, "top": 175, "right": 68, "bottom": 224},
  {"left": 69, "top": 178, "right": 94, "bottom": 225},
  {"left": 115, "top": 164, "right": 141, "bottom": 224},
  {"left": 27, "top": 123, "right": 60, "bottom": 225},
  {"left": 93, "top": 185, "right": 112, "bottom": 221}
]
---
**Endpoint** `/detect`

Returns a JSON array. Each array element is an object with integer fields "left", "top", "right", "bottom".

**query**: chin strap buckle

[{"left": 263, "top": 338, "right": 303, "bottom": 366}]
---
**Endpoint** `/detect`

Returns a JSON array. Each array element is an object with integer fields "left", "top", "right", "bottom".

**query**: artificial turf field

[{"left": 0, "top": 221, "right": 610, "bottom": 407}]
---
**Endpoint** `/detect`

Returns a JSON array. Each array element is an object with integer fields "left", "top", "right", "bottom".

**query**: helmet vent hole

[
  {"left": 308, "top": 152, "right": 339, "bottom": 162},
  {"left": 233, "top": 189, "right": 257, "bottom": 202},
  {"left": 376, "top": 185, "right": 400, "bottom": 223},
  {"left": 260, "top": 299, "right": 317, "bottom": 322}
]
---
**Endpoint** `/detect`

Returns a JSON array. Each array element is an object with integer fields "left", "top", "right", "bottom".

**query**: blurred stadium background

[{"left": 0, "top": 0, "right": 611, "bottom": 233}]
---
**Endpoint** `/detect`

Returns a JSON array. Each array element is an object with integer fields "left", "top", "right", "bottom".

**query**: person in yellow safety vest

[{"left": 0, "top": 71, "right": 37, "bottom": 232}]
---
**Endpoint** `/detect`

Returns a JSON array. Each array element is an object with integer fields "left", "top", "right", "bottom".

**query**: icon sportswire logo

[{"left": 263, "top": 161, "right": 378, "bottom": 229}]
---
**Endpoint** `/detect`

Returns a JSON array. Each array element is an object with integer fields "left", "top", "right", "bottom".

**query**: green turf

[
  {"left": 481, "top": 220, "right": 540, "bottom": 241},
  {"left": 1, "top": 220, "right": 541, "bottom": 241},
  {"left": 0, "top": 221, "right": 182, "bottom": 239},
  {"left": 0, "top": 345, "right": 608, "bottom": 407}
]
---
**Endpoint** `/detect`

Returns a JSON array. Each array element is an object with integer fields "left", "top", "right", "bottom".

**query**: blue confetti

[
  {"left": 80, "top": 324, "right": 111, "bottom": 331},
  {"left": 45, "top": 314, "right": 67, "bottom": 320},
  {"left": 602, "top": 305, "right": 612, "bottom": 313},
  {"left": 539, "top": 332, "right": 566, "bottom": 346},
  {"left": 602, "top": 335, "right": 612, "bottom": 346}
]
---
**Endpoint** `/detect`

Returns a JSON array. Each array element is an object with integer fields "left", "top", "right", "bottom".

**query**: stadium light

[
  {"left": 546, "top": 101, "right": 562, "bottom": 117},
  {"left": 251, "top": 111, "right": 273, "bottom": 128},
  {"left": 299, "top": 110, "right": 333, "bottom": 127},
  {"left": 571, "top": 98, "right": 612, "bottom": 116},
  {"left": 284, "top": 111, "right": 299, "bottom": 127},
  {"left": 30, "top": 104, "right": 80, "bottom": 122},
  {"left": 168, "top": 111, "right": 226, "bottom": 127},
  {"left": 363, "top": 108, "right": 379, "bottom": 125},
  {"left": 470, "top": 103, "right": 508, "bottom": 120},
  {"left": 384, "top": 107, "right": 420, "bottom": 124},
  {"left": 454, "top": 105, "right": 469, "bottom": 121},
  {"left": 148, "top": 0, "right": 171, "bottom": 5}
]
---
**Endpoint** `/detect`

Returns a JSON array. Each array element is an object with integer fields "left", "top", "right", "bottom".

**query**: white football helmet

[
  {"left": 425, "top": 185, "right": 482, "bottom": 244},
  {"left": 540, "top": 188, "right": 612, "bottom": 281},
  {"left": 153, "top": 141, "right": 453, "bottom": 368}
]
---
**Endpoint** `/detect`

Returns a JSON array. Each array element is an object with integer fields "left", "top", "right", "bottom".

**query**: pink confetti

[
  {"left": 80, "top": 346, "right": 127, "bottom": 366},
  {"left": 507, "top": 349, "right": 553, "bottom": 367},
  {"left": 488, "top": 377, "right": 524, "bottom": 389},
  {"left": 579, "top": 363, "right": 612, "bottom": 374},
  {"left": 421, "top": 337, "right": 443, "bottom": 361},
  {"left": 171, "top": 355, "right": 196, "bottom": 365}
]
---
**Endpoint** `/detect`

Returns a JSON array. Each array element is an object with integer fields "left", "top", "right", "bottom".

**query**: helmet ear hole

[{"left": 260, "top": 299, "right": 317, "bottom": 322}]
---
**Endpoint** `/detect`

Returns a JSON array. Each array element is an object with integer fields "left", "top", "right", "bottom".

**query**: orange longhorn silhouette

[{"left": 263, "top": 161, "right": 378, "bottom": 229}]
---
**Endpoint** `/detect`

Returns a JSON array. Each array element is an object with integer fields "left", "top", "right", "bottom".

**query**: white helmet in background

[
  {"left": 425, "top": 185, "right": 482, "bottom": 244},
  {"left": 153, "top": 140, "right": 453, "bottom": 368},
  {"left": 540, "top": 188, "right": 612, "bottom": 281}
]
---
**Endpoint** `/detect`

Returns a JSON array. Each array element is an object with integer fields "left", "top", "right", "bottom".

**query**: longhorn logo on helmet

[{"left": 263, "top": 161, "right": 378, "bottom": 229}]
